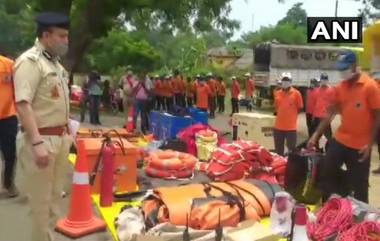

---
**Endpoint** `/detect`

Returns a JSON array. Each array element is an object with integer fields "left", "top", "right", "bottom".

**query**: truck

[{"left": 253, "top": 42, "right": 366, "bottom": 108}]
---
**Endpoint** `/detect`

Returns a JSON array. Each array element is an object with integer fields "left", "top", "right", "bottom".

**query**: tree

[
  {"left": 357, "top": 0, "right": 380, "bottom": 25},
  {"left": 29, "top": 0, "right": 240, "bottom": 73},
  {"left": 86, "top": 29, "right": 160, "bottom": 74},
  {"left": 277, "top": 2, "right": 307, "bottom": 28},
  {"left": 240, "top": 23, "right": 307, "bottom": 49},
  {"left": 0, "top": 0, "right": 35, "bottom": 57}
]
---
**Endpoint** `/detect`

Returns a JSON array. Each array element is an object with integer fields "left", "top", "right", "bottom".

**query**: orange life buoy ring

[
  {"left": 146, "top": 150, "right": 198, "bottom": 171},
  {"left": 145, "top": 165, "right": 194, "bottom": 179}
]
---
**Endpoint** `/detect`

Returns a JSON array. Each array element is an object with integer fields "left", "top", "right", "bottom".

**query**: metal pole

[{"left": 335, "top": 0, "right": 338, "bottom": 17}]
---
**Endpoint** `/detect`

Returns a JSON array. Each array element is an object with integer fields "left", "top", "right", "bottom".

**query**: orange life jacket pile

[
  {"left": 144, "top": 150, "right": 198, "bottom": 179},
  {"left": 142, "top": 179, "right": 281, "bottom": 230},
  {"left": 202, "top": 140, "right": 287, "bottom": 186}
]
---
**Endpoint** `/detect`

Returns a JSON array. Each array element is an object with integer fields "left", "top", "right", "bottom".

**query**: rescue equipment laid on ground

[
  {"left": 177, "top": 124, "right": 226, "bottom": 157},
  {"left": 142, "top": 179, "right": 281, "bottom": 230},
  {"left": 285, "top": 142, "right": 323, "bottom": 204},
  {"left": 195, "top": 129, "right": 218, "bottom": 161},
  {"left": 115, "top": 205, "right": 146, "bottom": 241},
  {"left": 56, "top": 140, "right": 106, "bottom": 238},
  {"left": 188, "top": 107, "right": 209, "bottom": 125},
  {"left": 144, "top": 150, "right": 198, "bottom": 179},
  {"left": 203, "top": 140, "right": 287, "bottom": 185},
  {"left": 307, "top": 197, "right": 354, "bottom": 241},
  {"left": 159, "top": 139, "right": 188, "bottom": 152},
  {"left": 98, "top": 136, "right": 121, "bottom": 207},
  {"left": 269, "top": 191, "right": 296, "bottom": 237},
  {"left": 80, "top": 132, "right": 140, "bottom": 194},
  {"left": 231, "top": 112, "right": 275, "bottom": 150},
  {"left": 337, "top": 221, "right": 380, "bottom": 241},
  {"left": 159, "top": 113, "right": 193, "bottom": 140},
  {"left": 77, "top": 128, "right": 132, "bottom": 139}
]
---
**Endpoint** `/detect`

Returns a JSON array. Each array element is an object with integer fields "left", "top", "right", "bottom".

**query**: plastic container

[
  {"left": 188, "top": 108, "right": 208, "bottom": 125},
  {"left": 149, "top": 111, "right": 161, "bottom": 138},
  {"left": 160, "top": 113, "right": 193, "bottom": 140},
  {"left": 80, "top": 138, "right": 140, "bottom": 194},
  {"left": 76, "top": 128, "right": 130, "bottom": 139}
]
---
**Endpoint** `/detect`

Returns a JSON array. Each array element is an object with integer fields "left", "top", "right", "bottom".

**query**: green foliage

[
  {"left": 277, "top": 2, "right": 307, "bottom": 27},
  {"left": 242, "top": 24, "right": 307, "bottom": 49},
  {"left": 357, "top": 0, "right": 380, "bottom": 25},
  {"left": 0, "top": 1, "right": 35, "bottom": 56},
  {"left": 86, "top": 29, "right": 160, "bottom": 74}
]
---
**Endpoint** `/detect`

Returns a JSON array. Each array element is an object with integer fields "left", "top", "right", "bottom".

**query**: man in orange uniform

[
  {"left": 312, "top": 73, "right": 335, "bottom": 150},
  {"left": 244, "top": 72, "right": 255, "bottom": 111},
  {"left": 372, "top": 72, "right": 380, "bottom": 174},
  {"left": 153, "top": 75, "right": 163, "bottom": 111},
  {"left": 306, "top": 78, "right": 319, "bottom": 137},
  {"left": 186, "top": 77, "right": 195, "bottom": 107},
  {"left": 207, "top": 73, "right": 217, "bottom": 118},
  {"left": 231, "top": 76, "right": 240, "bottom": 116},
  {"left": 173, "top": 70, "right": 185, "bottom": 107},
  {"left": 274, "top": 73, "right": 304, "bottom": 156},
  {"left": 0, "top": 53, "right": 18, "bottom": 197},
  {"left": 216, "top": 76, "right": 226, "bottom": 113},
  {"left": 178, "top": 74, "right": 186, "bottom": 107},
  {"left": 196, "top": 77, "right": 211, "bottom": 112},
  {"left": 309, "top": 51, "right": 380, "bottom": 203},
  {"left": 162, "top": 75, "right": 174, "bottom": 111}
]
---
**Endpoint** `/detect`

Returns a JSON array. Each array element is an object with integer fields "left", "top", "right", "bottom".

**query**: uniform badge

[{"left": 51, "top": 85, "right": 60, "bottom": 98}]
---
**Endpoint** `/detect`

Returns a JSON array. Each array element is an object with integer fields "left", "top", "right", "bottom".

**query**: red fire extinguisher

[{"left": 100, "top": 141, "right": 115, "bottom": 207}]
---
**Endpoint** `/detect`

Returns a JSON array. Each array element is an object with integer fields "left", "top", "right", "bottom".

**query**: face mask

[
  {"left": 282, "top": 81, "right": 291, "bottom": 89},
  {"left": 321, "top": 80, "right": 329, "bottom": 86},
  {"left": 51, "top": 43, "right": 69, "bottom": 57},
  {"left": 339, "top": 69, "right": 353, "bottom": 81}
]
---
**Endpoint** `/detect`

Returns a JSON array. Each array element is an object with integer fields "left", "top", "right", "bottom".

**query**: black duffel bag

[
  {"left": 284, "top": 142, "right": 323, "bottom": 204},
  {"left": 159, "top": 139, "right": 188, "bottom": 152}
]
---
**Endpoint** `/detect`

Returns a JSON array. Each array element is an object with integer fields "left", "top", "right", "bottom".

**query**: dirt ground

[{"left": 0, "top": 108, "right": 379, "bottom": 241}]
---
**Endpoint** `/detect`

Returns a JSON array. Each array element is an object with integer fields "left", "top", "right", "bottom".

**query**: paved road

[{"left": 0, "top": 110, "right": 379, "bottom": 241}]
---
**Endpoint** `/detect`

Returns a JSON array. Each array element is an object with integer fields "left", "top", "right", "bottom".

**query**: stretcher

[{"left": 68, "top": 154, "right": 315, "bottom": 241}]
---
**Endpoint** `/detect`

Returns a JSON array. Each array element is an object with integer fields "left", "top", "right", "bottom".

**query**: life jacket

[
  {"left": 204, "top": 140, "right": 287, "bottom": 185},
  {"left": 142, "top": 179, "right": 281, "bottom": 230},
  {"left": 144, "top": 150, "right": 198, "bottom": 179}
]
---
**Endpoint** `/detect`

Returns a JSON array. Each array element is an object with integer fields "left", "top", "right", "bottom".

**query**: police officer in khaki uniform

[{"left": 14, "top": 12, "right": 72, "bottom": 241}]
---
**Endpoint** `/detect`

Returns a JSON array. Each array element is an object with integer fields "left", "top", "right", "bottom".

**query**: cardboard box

[{"left": 232, "top": 112, "right": 275, "bottom": 150}]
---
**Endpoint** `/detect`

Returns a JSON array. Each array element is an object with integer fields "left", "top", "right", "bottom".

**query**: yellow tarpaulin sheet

[{"left": 68, "top": 154, "right": 316, "bottom": 241}]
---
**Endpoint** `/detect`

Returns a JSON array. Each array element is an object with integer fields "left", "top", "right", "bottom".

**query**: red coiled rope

[
  {"left": 338, "top": 221, "right": 380, "bottom": 241},
  {"left": 307, "top": 198, "right": 354, "bottom": 241}
]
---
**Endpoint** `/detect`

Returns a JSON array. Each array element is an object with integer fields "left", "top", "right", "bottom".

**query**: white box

[{"left": 232, "top": 112, "right": 275, "bottom": 150}]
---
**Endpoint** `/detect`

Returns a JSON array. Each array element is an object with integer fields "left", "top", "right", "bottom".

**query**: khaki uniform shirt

[{"left": 14, "top": 40, "right": 70, "bottom": 128}]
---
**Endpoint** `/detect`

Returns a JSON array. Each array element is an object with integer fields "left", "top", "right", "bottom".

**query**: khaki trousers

[{"left": 16, "top": 132, "right": 72, "bottom": 241}]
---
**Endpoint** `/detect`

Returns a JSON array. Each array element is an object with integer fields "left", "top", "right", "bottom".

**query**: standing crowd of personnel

[
  {"left": 118, "top": 70, "right": 256, "bottom": 133},
  {"left": 1, "top": 11, "right": 380, "bottom": 241}
]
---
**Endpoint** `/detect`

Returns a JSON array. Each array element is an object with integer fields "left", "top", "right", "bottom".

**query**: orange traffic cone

[
  {"left": 126, "top": 106, "right": 135, "bottom": 132},
  {"left": 56, "top": 139, "right": 106, "bottom": 238}
]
